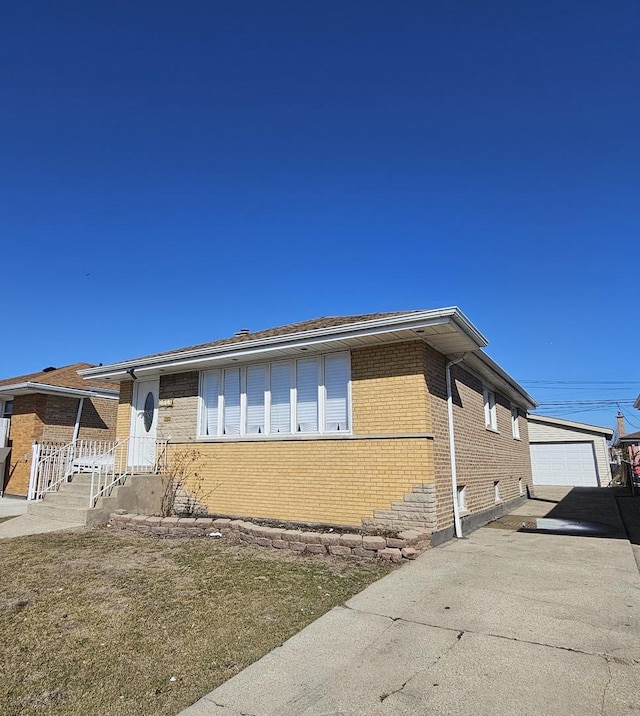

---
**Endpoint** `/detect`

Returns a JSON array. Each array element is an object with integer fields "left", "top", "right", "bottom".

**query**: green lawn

[{"left": 0, "top": 530, "right": 393, "bottom": 716}]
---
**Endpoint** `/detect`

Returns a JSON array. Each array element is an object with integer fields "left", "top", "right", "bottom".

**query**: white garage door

[{"left": 530, "top": 442, "right": 599, "bottom": 487}]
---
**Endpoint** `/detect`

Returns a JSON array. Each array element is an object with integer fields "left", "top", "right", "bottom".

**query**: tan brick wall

[
  {"left": 157, "top": 373, "right": 199, "bottom": 442},
  {"left": 432, "top": 364, "right": 532, "bottom": 531},
  {"left": 4, "top": 394, "right": 47, "bottom": 496},
  {"left": 168, "top": 437, "right": 433, "bottom": 527},
  {"left": 351, "top": 342, "right": 431, "bottom": 434},
  {"left": 146, "top": 343, "right": 436, "bottom": 526},
  {"left": 111, "top": 340, "right": 532, "bottom": 531},
  {"left": 116, "top": 382, "right": 134, "bottom": 441},
  {"left": 423, "top": 345, "right": 455, "bottom": 531}
]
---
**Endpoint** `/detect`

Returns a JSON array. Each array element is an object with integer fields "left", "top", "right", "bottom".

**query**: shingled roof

[
  {"left": 140, "top": 311, "right": 422, "bottom": 362},
  {"left": 0, "top": 363, "right": 115, "bottom": 393}
]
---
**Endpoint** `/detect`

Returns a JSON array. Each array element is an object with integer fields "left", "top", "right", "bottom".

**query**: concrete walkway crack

[
  {"left": 379, "top": 678, "right": 410, "bottom": 703},
  {"left": 343, "top": 604, "right": 614, "bottom": 659},
  {"left": 209, "top": 699, "right": 256, "bottom": 716},
  {"left": 601, "top": 657, "right": 613, "bottom": 715}
]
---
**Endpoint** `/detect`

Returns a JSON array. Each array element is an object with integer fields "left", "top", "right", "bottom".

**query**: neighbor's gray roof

[{"left": 618, "top": 430, "right": 640, "bottom": 443}]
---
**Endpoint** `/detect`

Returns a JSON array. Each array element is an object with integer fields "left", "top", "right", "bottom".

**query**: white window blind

[
  {"left": 483, "top": 388, "right": 497, "bottom": 430},
  {"left": 324, "top": 352, "right": 349, "bottom": 431},
  {"left": 246, "top": 365, "right": 266, "bottom": 434},
  {"left": 203, "top": 371, "right": 220, "bottom": 436},
  {"left": 270, "top": 362, "right": 291, "bottom": 434},
  {"left": 223, "top": 368, "right": 241, "bottom": 435},
  {"left": 200, "top": 353, "right": 351, "bottom": 438},
  {"left": 511, "top": 407, "right": 520, "bottom": 439},
  {"left": 296, "top": 358, "right": 318, "bottom": 432}
]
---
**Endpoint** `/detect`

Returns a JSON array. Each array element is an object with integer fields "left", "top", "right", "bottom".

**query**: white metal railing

[
  {"left": 28, "top": 440, "right": 82, "bottom": 501},
  {"left": 89, "top": 436, "right": 168, "bottom": 507},
  {"left": 28, "top": 436, "right": 168, "bottom": 506}
]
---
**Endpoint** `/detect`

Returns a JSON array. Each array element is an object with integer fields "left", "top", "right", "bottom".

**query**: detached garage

[{"left": 528, "top": 414, "right": 613, "bottom": 488}]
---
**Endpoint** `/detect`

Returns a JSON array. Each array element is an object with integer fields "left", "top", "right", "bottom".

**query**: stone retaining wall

[{"left": 108, "top": 513, "right": 430, "bottom": 562}]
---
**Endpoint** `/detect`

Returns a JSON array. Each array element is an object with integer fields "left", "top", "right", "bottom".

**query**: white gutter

[
  {"left": 79, "top": 307, "right": 489, "bottom": 380},
  {"left": 446, "top": 355, "right": 466, "bottom": 539},
  {"left": 72, "top": 398, "right": 85, "bottom": 443},
  {"left": 0, "top": 382, "right": 118, "bottom": 400}
]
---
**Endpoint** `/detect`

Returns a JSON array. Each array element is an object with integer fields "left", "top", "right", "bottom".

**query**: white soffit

[{"left": 80, "top": 308, "right": 488, "bottom": 382}]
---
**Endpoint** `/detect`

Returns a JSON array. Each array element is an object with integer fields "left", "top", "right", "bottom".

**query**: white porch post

[
  {"left": 27, "top": 442, "right": 41, "bottom": 501},
  {"left": 72, "top": 398, "right": 85, "bottom": 444}
]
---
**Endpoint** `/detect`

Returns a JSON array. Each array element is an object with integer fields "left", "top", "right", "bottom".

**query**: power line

[{"left": 521, "top": 380, "right": 638, "bottom": 385}]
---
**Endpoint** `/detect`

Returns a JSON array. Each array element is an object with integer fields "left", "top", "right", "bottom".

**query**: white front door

[{"left": 129, "top": 379, "right": 159, "bottom": 469}]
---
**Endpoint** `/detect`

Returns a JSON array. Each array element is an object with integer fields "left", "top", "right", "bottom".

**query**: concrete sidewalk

[
  {"left": 0, "top": 495, "right": 28, "bottom": 519},
  {"left": 0, "top": 495, "right": 85, "bottom": 539},
  {"left": 180, "top": 489, "right": 640, "bottom": 716}
]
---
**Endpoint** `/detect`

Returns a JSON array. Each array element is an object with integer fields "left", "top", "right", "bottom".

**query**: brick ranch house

[
  {"left": 0, "top": 364, "right": 118, "bottom": 497},
  {"left": 79, "top": 308, "right": 537, "bottom": 542}
]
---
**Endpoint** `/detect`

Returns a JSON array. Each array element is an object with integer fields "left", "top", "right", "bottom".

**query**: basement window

[
  {"left": 519, "top": 478, "right": 524, "bottom": 496},
  {"left": 494, "top": 481, "right": 501, "bottom": 503},
  {"left": 456, "top": 485, "right": 467, "bottom": 513}
]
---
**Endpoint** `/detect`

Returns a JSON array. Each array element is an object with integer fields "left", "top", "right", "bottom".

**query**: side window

[{"left": 483, "top": 388, "right": 497, "bottom": 431}]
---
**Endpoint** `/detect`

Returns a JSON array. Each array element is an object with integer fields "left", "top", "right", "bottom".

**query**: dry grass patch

[{"left": 0, "top": 529, "right": 394, "bottom": 716}]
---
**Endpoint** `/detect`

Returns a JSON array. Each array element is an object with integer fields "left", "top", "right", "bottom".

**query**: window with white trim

[
  {"left": 483, "top": 387, "right": 497, "bottom": 431},
  {"left": 200, "top": 352, "right": 351, "bottom": 438},
  {"left": 1, "top": 400, "right": 12, "bottom": 419},
  {"left": 511, "top": 406, "right": 520, "bottom": 439}
]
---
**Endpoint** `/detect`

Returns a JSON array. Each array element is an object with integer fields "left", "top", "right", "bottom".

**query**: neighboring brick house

[
  {"left": 79, "top": 309, "right": 536, "bottom": 542},
  {"left": 0, "top": 364, "right": 118, "bottom": 497}
]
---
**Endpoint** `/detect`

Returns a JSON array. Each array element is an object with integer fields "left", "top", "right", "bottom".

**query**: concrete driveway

[{"left": 181, "top": 488, "right": 640, "bottom": 716}]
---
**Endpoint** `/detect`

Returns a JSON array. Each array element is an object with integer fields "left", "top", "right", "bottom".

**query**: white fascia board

[
  {"left": 464, "top": 351, "right": 537, "bottom": 410},
  {"left": 79, "top": 307, "right": 489, "bottom": 381},
  {"left": 527, "top": 413, "right": 614, "bottom": 438},
  {"left": 0, "top": 382, "right": 118, "bottom": 400}
]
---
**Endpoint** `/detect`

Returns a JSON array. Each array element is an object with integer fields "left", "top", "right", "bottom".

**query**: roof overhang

[
  {"left": 461, "top": 351, "right": 537, "bottom": 410},
  {"left": 528, "top": 413, "right": 613, "bottom": 438},
  {"left": 0, "top": 382, "right": 118, "bottom": 400},
  {"left": 618, "top": 431, "right": 640, "bottom": 444},
  {"left": 634, "top": 394, "right": 640, "bottom": 409},
  {"left": 79, "top": 307, "right": 490, "bottom": 383}
]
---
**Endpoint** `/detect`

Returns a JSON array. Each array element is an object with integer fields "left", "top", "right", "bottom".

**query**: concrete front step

[
  {"left": 58, "top": 482, "right": 93, "bottom": 497},
  {"left": 28, "top": 495, "right": 118, "bottom": 527},
  {"left": 43, "top": 492, "right": 92, "bottom": 509},
  {"left": 28, "top": 501, "right": 92, "bottom": 525}
]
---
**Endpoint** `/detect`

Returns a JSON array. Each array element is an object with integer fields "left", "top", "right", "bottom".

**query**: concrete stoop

[
  {"left": 27, "top": 473, "right": 168, "bottom": 527},
  {"left": 27, "top": 475, "right": 122, "bottom": 526}
]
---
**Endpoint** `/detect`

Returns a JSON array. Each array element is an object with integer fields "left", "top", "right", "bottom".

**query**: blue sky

[{"left": 2, "top": 1, "right": 639, "bottom": 431}]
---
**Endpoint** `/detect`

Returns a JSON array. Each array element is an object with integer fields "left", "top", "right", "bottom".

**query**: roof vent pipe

[{"left": 235, "top": 328, "right": 250, "bottom": 336}]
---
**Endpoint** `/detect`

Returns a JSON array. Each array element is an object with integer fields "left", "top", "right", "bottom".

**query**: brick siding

[
  {"left": 3, "top": 394, "right": 47, "bottom": 496},
  {"left": 3, "top": 394, "right": 118, "bottom": 497},
  {"left": 112, "top": 340, "right": 532, "bottom": 533}
]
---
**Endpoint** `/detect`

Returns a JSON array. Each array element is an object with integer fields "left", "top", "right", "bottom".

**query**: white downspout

[
  {"left": 72, "top": 398, "right": 85, "bottom": 444},
  {"left": 446, "top": 355, "right": 466, "bottom": 539}
]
